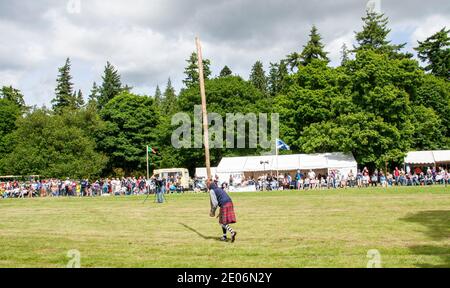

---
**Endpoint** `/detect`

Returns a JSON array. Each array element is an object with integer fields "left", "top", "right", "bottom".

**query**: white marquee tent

[
  {"left": 405, "top": 150, "right": 450, "bottom": 166},
  {"left": 213, "top": 152, "right": 357, "bottom": 183}
]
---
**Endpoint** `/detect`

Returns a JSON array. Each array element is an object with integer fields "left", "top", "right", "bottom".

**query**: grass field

[{"left": 0, "top": 186, "right": 449, "bottom": 268}]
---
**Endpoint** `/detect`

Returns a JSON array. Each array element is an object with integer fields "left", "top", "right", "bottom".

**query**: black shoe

[{"left": 231, "top": 232, "right": 237, "bottom": 243}]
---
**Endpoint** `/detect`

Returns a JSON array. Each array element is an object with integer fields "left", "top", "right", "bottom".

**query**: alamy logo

[
  {"left": 366, "top": 0, "right": 382, "bottom": 14},
  {"left": 67, "top": 249, "right": 81, "bottom": 268},
  {"left": 67, "top": 0, "right": 82, "bottom": 14},
  {"left": 171, "top": 106, "right": 280, "bottom": 152},
  {"left": 367, "top": 249, "right": 382, "bottom": 268}
]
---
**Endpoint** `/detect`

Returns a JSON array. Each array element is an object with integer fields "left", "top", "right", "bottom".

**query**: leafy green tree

[
  {"left": 414, "top": 74, "right": 450, "bottom": 137},
  {"left": 0, "top": 99, "right": 22, "bottom": 169},
  {"left": 176, "top": 76, "right": 269, "bottom": 172},
  {"left": 249, "top": 61, "right": 268, "bottom": 94},
  {"left": 98, "top": 92, "right": 161, "bottom": 174},
  {"left": 98, "top": 62, "right": 125, "bottom": 110},
  {"left": 1, "top": 86, "right": 25, "bottom": 108},
  {"left": 52, "top": 58, "right": 76, "bottom": 112},
  {"left": 299, "top": 112, "right": 406, "bottom": 168},
  {"left": 275, "top": 48, "right": 429, "bottom": 168},
  {"left": 183, "top": 52, "right": 212, "bottom": 88},
  {"left": 274, "top": 60, "right": 354, "bottom": 148},
  {"left": 1, "top": 108, "right": 107, "bottom": 178},
  {"left": 354, "top": 11, "right": 411, "bottom": 59},
  {"left": 411, "top": 105, "right": 445, "bottom": 150},
  {"left": 347, "top": 50, "right": 422, "bottom": 127},
  {"left": 290, "top": 49, "right": 428, "bottom": 166},
  {"left": 0, "top": 99, "right": 21, "bottom": 137},
  {"left": 178, "top": 76, "right": 267, "bottom": 115},
  {"left": 219, "top": 66, "right": 233, "bottom": 77},
  {"left": 415, "top": 27, "right": 450, "bottom": 80}
]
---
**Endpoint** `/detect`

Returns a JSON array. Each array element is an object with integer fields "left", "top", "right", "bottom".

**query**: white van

[{"left": 152, "top": 168, "right": 190, "bottom": 190}]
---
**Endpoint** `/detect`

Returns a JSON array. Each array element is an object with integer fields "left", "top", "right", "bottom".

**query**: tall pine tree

[
  {"left": 76, "top": 89, "right": 84, "bottom": 108},
  {"left": 300, "top": 25, "right": 329, "bottom": 66},
  {"left": 249, "top": 61, "right": 268, "bottom": 94},
  {"left": 162, "top": 78, "right": 177, "bottom": 115},
  {"left": 268, "top": 60, "right": 289, "bottom": 96},
  {"left": 88, "top": 82, "right": 99, "bottom": 107},
  {"left": 98, "top": 62, "right": 124, "bottom": 110},
  {"left": 268, "top": 63, "right": 279, "bottom": 96},
  {"left": 415, "top": 27, "right": 450, "bottom": 80},
  {"left": 52, "top": 58, "right": 77, "bottom": 112},
  {"left": 219, "top": 66, "right": 233, "bottom": 77},
  {"left": 354, "top": 10, "right": 411, "bottom": 59},
  {"left": 341, "top": 43, "right": 351, "bottom": 66},
  {"left": 154, "top": 85, "right": 162, "bottom": 106},
  {"left": 287, "top": 25, "right": 329, "bottom": 70},
  {"left": 286, "top": 52, "right": 302, "bottom": 72},
  {"left": 183, "top": 52, "right": 212, "bottom": 88}
]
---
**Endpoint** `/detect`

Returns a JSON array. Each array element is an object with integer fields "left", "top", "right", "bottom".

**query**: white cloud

[
  {"left": 326, "top": 33, "right": 355, "bottom": 67},
  {"left": 0, "top": 70, "right": 21, "bottom": 87},
  {"left": 411, "top": 14, "right": 450, "bottom": 43},
  {"left": 0, "top": 20, "right": 47, "bottom": 70}
]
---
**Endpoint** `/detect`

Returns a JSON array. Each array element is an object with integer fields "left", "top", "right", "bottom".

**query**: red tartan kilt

[{"left": 219, "top": 202, "right": 237, "bottom": 225}]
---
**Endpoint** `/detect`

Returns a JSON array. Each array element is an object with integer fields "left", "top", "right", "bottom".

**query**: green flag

[{"left": 147, "top": 146, "right": 160, "bottom": 156}]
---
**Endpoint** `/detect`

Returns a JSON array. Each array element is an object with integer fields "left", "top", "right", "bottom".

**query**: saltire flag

[
  {"left": 147, "top": 146, "right": 161, "bottom": 156},
  {"left": 276, "top": 139, "right": 290, "bottom": 151}
]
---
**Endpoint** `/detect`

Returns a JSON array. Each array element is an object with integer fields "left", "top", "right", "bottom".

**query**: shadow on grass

[
  {"left": 179, "top": 223, "right": 221, "bottom": 242},
  {"left": 401, "top": 210, "right": 450, "bottom": 268}
]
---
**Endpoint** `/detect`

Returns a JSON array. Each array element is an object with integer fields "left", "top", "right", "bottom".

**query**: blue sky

[{"left": 0, "top": 0, "right": 449, "bottom": 107}]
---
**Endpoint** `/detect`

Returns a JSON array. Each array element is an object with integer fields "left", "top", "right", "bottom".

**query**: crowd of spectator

[
  {"left": 228, "top": 166, "right": 450, "bottom": 191},
  {"left": 0, "top": 176, "right": 185, "bottom": 199},
  {"left": 1, "top": 166, "right": 449, "bottom": 198}
]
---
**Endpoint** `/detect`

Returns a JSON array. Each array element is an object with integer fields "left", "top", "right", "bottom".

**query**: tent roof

[
  {"left": 195, "top": 167, "right": 218, "bottom": 178},
  {"left": 405, "top": 151, "right": 435, "bottom": 165},
  {"left": 216, "top": 157, "right": 248, "bottom": 173},
  {"left": 274, "top": 155, "right": 302, "bottom": 171},
  {"left": 299, "top": 154, "right": 328, "bottom": 170},
  {"left": 244, "top": 155, "right": 274, "bottom": 172},
  {"left": 216, "top": 152, "right": 357, "bottom": 173},
  {"left": 432, "top": 150, "right": 450, "bottom": 163},
  {"left": 405, "top": 150, "right": 450, "bottom": 165},
  {"left": 327, "top": 152, "right": 359, "bottom": 169}
]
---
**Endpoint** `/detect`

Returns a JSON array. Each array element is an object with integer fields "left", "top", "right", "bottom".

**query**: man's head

[
  {"left": 206, "top": 179, "right": 212, "bottom": 189},
  {"left": 207, "top": 178, "right": 217, "bottom": 190}
]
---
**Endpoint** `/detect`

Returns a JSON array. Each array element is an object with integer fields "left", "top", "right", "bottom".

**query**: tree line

[{"left": 0, "top": 11, "right": 449, "bottom": 178}]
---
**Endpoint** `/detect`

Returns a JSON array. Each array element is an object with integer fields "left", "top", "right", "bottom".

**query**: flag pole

[
  {"left": 146, "top": 145, "right": 150, "bottom": 180},
  {"left": 196, "top": 37, "right": 212, "bottom": 182},
  {"left": 276, "top": 139, "right": 279, "bottom": 181}
]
